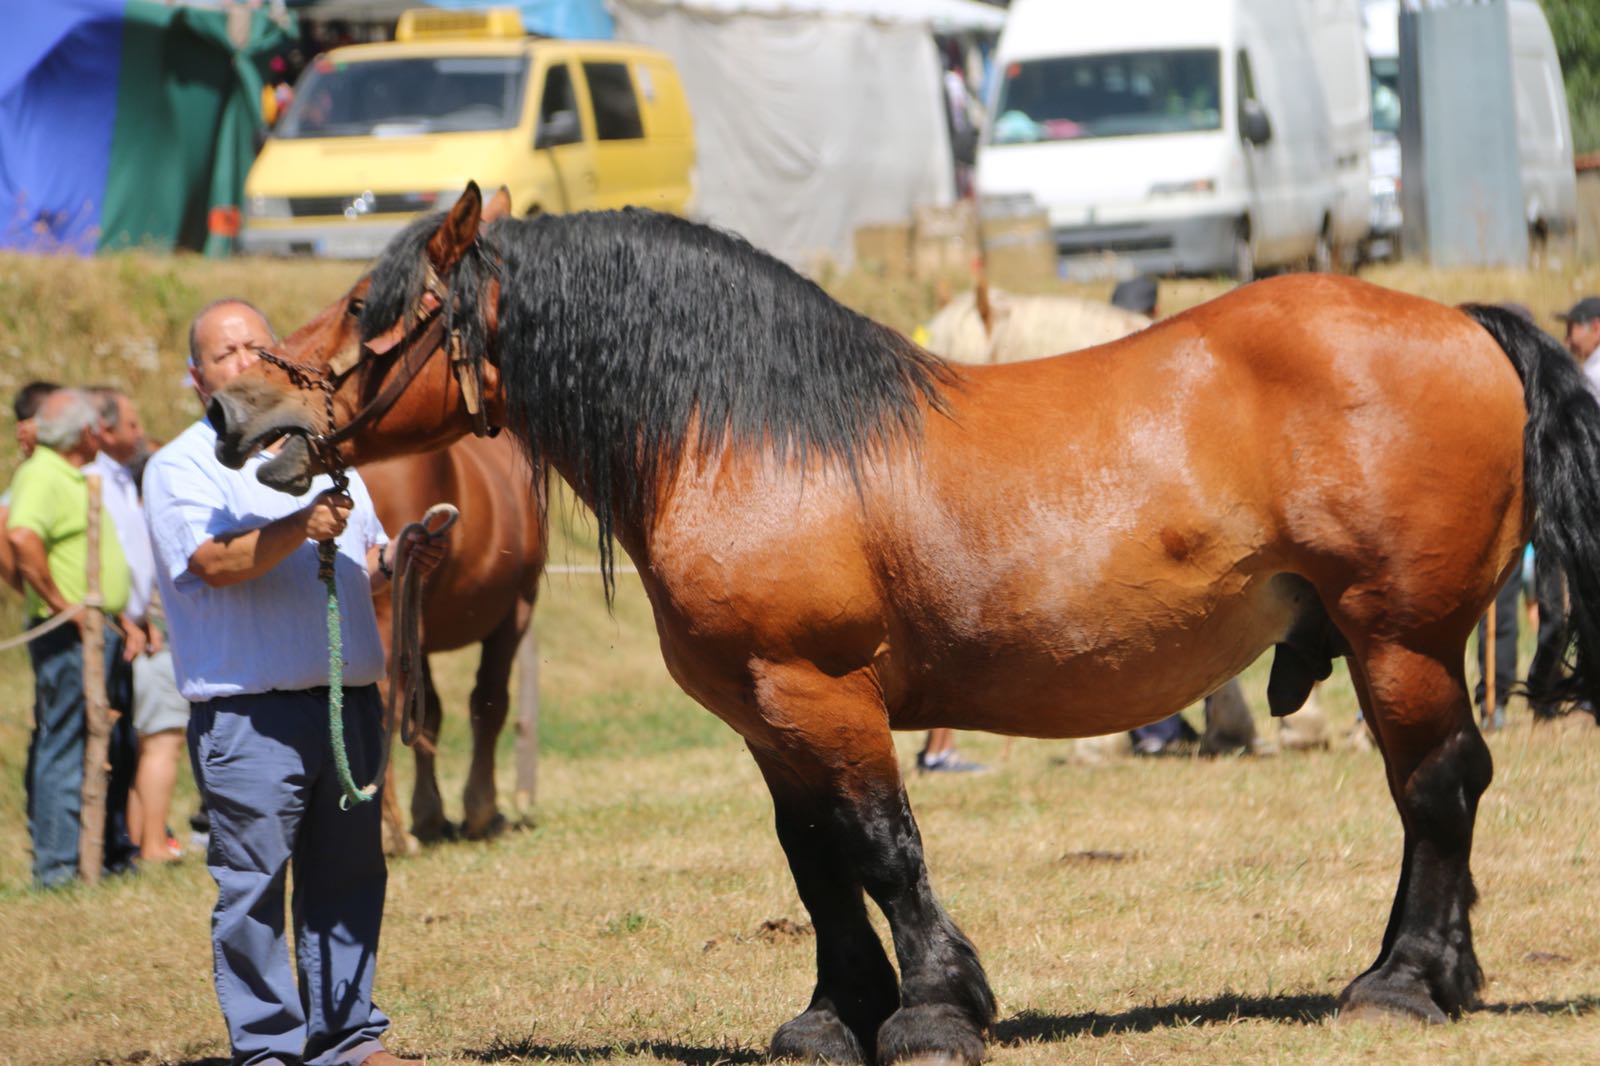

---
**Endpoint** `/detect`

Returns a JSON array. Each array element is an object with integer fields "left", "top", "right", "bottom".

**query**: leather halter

[{"left": 254, "top": 260, "right": 497, "bottom": 479}]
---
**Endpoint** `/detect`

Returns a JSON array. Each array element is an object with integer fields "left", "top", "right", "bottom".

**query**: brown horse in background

[
  {"left": 362, "top": 432, "right": 544, "bottom": 849},
  {"left": 211, "top": 187, "right": 1600, "bottom": 1064}
]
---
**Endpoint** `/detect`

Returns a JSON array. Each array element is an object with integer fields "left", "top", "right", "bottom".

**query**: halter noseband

[{"left": 253, "top": 259, "right": 497, "bottom": 482}]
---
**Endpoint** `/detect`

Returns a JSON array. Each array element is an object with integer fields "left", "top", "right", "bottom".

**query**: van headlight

[
  {"left": 248, "top": 195, "right": 291, "bottom": 220},
  {"left": 1148, "top": 178, "right": 1216, "bottom": 198}
]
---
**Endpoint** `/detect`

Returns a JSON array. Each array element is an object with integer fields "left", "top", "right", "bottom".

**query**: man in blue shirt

[{"left": 144, "top": 298, "right": 441, "bottom": 1066}]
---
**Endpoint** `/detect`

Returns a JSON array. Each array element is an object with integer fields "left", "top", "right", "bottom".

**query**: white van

[
  {"left": 1361, "top": 0, "right": 1576, "bottom": 258},
  {"left": 976, "top": 0, "right": 1370, "bottom": 280}
]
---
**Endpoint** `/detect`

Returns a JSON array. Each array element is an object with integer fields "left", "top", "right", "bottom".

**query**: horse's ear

[
  {"left": 482, "top": 185, "right": 513, "bottom": 222},
  {"left": 426, "top": 182, "right": 483, "bottom": 272}
]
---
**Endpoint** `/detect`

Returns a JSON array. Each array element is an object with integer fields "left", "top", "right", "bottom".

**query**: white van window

[
  {"left": 279, "top": 56, "right": 530, "bottom": 139},
  {"left": 583, "top": 62, "right": 644, "bottom": 141},
  {"left": 1370, "top": 56, "right": 1400, "bottom": 134},
  {"left": 991, "top": 50, "right": 1221, "bottom": 144}
]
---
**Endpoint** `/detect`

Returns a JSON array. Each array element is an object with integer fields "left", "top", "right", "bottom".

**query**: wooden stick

[
  {"left": 79, "top": 474, "right": 108, "bottom": 885},
  {"left": 513, "top": 625, "right": 540, "bottom": 822},
  {"left": 1485, "top": 600, "right": 1497, "bottom": 725}
]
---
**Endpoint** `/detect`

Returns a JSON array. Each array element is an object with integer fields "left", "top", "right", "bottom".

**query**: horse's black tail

[{"left": 1463, "top": 302, "right": 1600, "bottom": 710}]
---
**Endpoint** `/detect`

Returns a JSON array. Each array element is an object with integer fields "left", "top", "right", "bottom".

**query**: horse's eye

[{"left": 347, "top": 299, "right": 365, "bottom": 317}]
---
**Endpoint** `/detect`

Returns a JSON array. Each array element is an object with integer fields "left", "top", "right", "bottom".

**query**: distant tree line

[{"left": 1534, "top": 0, "right": 1596, "bottom": 154}]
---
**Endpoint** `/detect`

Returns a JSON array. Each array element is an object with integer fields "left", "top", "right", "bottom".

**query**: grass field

[{"left": 1, "top": 253, "right": 1599, "bottom": 1063}]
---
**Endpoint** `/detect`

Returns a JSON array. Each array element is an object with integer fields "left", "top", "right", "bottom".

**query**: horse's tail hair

[{"left": 1464, "top": 302, "right": 1600, "bottom": 710}]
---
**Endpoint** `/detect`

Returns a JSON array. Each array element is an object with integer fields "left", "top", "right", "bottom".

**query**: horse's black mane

[{"left": 363, "top": 207, "right": 958, "bottom": 598}]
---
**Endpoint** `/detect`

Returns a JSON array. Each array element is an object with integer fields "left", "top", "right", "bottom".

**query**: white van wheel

[{"left": 1233, "top": 228, "right": 1255, "bottom": 283}]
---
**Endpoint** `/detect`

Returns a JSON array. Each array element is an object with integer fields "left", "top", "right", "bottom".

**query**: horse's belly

[{"left": 887, "top": 577, "right": 1298, "bottom": 738}]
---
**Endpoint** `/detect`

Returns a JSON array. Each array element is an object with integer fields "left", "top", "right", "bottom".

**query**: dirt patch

[
  {"left": 703, "top": 917, "right": 815, "bottom": 952},
  {"left": 1061, "top": 849, "right": 1136, "bottom": 865}
]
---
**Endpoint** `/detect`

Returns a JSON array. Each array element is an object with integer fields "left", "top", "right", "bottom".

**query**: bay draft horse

[
  {"left": 209, "top": 185, "right": 1600, "bottom": 1064},
  {"left": 360, "top": 431, "right": 545, "bottom": 850}
]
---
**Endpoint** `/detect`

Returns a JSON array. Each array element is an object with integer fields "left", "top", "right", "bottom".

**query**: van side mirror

[
  {"left": 536, "top": 109, "right": 581, "bottom": 149},
  {"left": 1240, "top": 100, "right": 1272, "bottom": 146}
]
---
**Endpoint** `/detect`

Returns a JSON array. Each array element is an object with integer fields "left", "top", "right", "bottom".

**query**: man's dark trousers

[{"left": 25, "top": 621, "right": 136, "bottom": 888}]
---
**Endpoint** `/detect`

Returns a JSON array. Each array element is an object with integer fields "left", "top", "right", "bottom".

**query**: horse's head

[{"left": 210, "top": 184, "right": 508, "bottom": 493}]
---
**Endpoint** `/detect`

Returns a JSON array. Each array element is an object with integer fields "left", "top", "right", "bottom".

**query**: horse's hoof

[
  {"left": 770, "top": 1008, "right": 867, "bottom": 1063},
  {"left": 1337, "top": 974, "right": 1450, "bottom": 1026},
  {"left": 463, "top": 811, "right": 509, "bottom": 841},
  {"left": 876, "top": 1004, "right": 984, "bottom": 1066}
]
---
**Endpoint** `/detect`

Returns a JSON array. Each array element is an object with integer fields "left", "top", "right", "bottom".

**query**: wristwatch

[{"left": 378, "top": 543, "right": 395, "bottom": 580}]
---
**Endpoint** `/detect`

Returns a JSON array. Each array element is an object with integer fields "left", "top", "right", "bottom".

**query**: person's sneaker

[
  {"left": 1131, "top": 735, "right": 1170, "bottom": 756},
  {"left": 916, "top": 749, "right": 989, "bottom": 774}
]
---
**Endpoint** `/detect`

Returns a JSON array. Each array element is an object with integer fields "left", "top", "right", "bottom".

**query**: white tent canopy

[
  {"left": 612, "top": 0, "right": 1004, "bottom": 267},
  {"left": 619, "top": 0, "right": 1006, "bottom": 31}
]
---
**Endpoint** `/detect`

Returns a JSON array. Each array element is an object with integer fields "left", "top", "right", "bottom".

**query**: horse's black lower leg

[
  {"left": 850, "top": 785, "right": 995, "bottom": 1064},
  {"left": 757, "top": 761, "right": 899, "bottom": 1063},
  {"left": 1342, "top": 651, "right": 1493, "bottom": 1022}
]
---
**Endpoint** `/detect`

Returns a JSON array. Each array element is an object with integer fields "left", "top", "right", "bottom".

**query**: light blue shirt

[
  {"left": 142, "top": 418, "right": 389, "bottom": 702},
  {"left": 86, "top": 454, "right": 155, "bottom": 622}
]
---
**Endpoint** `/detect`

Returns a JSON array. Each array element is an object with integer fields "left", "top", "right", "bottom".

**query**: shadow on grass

[
  {"left": 995, "top": 991, "right": 1600, "bottom": 1044},
  {"left": 456, "top": 1037, "right": 764, "bottom": 1064},
  {"left": 162, "top": 996, "right": 1600, "bottom": 1064},
  {"left": 995, "top": 992, "right": 1339, "bottom": 1042},
  {"left": 1479, "top": 995, "right": 1600, "bottom": 1018}
]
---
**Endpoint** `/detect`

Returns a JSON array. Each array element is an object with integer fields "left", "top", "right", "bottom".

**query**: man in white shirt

[{"left": 143, "top": 298, "right": 440, "bottom": 1066}]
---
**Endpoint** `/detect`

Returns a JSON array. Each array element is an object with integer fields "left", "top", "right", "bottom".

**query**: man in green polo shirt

[{"left": 6, "top": 387, "right": 140, "bottom": 887}]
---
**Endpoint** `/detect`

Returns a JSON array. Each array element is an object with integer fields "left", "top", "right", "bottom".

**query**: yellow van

[{"left": 241, "top": 8, "right": 695, "bottom": 257}]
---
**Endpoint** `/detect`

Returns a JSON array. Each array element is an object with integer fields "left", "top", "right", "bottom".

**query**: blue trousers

[
  {"left": 188, "top": 685, "right": 391, "bottom": 1066},
  {"left": 26, "top": 622, "right": 136, "bottom": 888}
]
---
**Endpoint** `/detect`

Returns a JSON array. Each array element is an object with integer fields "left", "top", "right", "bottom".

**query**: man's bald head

[{"left": 188, "top": 298, "right": 276, "bottom": 404}]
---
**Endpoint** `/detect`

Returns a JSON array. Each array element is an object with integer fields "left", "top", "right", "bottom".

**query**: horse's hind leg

[
  {"left": 1340, "top": 643, "right": 1493, "bottom": 1022},
  {"left": 462, "top": 604, "right": 524, "bottom": 839},
  {"left": 748, "top": 666, "right": 994, "bottom": 1064},
  {"left": 409, "top": 658, "right": 450, "bottom": 842}
]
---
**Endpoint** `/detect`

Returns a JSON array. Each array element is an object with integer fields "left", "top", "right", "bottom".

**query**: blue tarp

[{"left": 1, "top": 0, "right": 128, "bottom": 251}]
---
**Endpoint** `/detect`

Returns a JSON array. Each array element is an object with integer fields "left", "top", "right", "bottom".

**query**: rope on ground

[{"left": 0, "top": 603, "right": 85, "bottom": 652}]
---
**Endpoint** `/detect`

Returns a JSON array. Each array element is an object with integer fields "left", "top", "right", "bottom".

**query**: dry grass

[{"left": 1, "top": 253, "right": 1599, "bottom": 1063}]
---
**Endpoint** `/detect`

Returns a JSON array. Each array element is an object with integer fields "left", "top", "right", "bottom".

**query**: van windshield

[
  {"left": 990, "top": 49, "right": 1222, "bottom": 144},
  {"left": 1370, "top": 57, "right": 1400, "bottom": 134},
  {"left": 277, "top": 56, "right": 529, "bottom": 139}
]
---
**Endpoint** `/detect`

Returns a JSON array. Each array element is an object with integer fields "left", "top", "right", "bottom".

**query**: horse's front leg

[
  {"left": 1339, "top": 645, "right": 1493, "bottom": 1022},
  {"left": 754, "top": 751, "right": 901, "bottom": 1063},
  {"left": 749, "top": 665, "right": 994, "bottom": 1064}
]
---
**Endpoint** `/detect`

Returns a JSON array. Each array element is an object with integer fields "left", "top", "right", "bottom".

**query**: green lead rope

[{"left": 321, "top": 537, "right": 377, "bottom": 810}]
